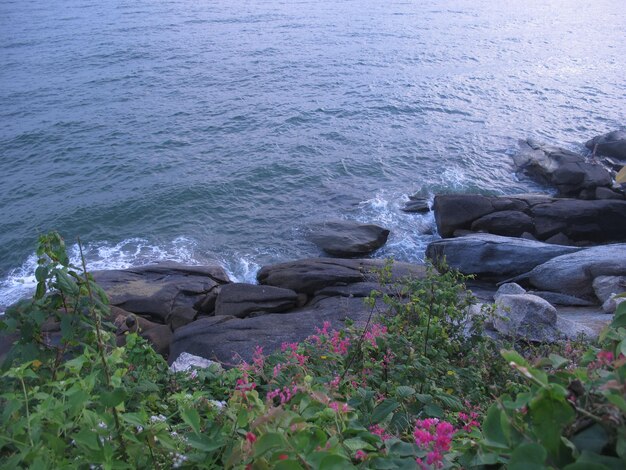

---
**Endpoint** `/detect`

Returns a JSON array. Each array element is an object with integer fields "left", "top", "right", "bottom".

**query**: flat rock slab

[
  {"left": 169, "top": 295, "right": 383, "bottom": 365},
  {"left": 257, "top": 258, "right": 428, "bottom": 295},
  {"left": 586, "top": 130, "right": 626, "bottom": 160},
  {"left": 214, "top": 283, "right": 299, "bottom": 318},
  {"left": 308, "top": 220, "right": 390, "bottom": 256},
  {"left": 433, "top": 194, "right": 626, "bottom": 244},
  {"left": 516, "top": 244, "right": 626, "bottom": 298},
  {"left": 426, "top": 233, "right": 580, "bottom": 281},
  {"left": 93, "top": 262, "right": 230, "bottom": 329}
]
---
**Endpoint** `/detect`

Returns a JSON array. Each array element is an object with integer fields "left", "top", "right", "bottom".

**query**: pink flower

[
  {"left": 355, "top": 449, "right": 368, "bottom": 461},
  {"left": 413, "top": 418, "right": 457, "bottom": 468},
  {"left": 363, "top": 323, "right": 388, "bottom": 347},
  {"left": 267, "top": 384, "right": 298, "bottom": 405},
  {"left": 246, "top": 432, "right": 257, "bottom": 444},
  {"left": 329, "top": 401, "right": 349, "bottom": 413},
  {"left": 369, "top": 424, "right": 394, "bottom": 441},
  {"left": 597, "top": 350, "right": 614, "bottom": 365}
]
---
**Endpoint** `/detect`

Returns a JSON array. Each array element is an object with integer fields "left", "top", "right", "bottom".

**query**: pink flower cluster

[
  {"left": 281, "top": 342, "right": 309, "bottom": 366},
  {"left": 309, "top": 321, "right": 351, "bottom": 355},
  {"left": 329, "top": 401, "right": 349, "bottom": 413},
  {"left": 369, "top": 424, "right": 393, "bottom": 441},
  {"left": 457, "top": 411, "right": 480, "bottom": 432},
  {"left": 267, "top": 384, "right": 299, "bottom": 405},
  {"left": 589, "top": 350, "right": 616, "bottom": 370},
  {"left": 235, "top": 370, "right": 257, "bottom": 393},
  {"left": 413, "top": 418, "right": 456, "bottom": 469},
  {"left": 364, "top": 323, "right": 388, "bottom": 347}
]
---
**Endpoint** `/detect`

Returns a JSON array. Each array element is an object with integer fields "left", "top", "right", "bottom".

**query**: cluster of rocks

[
  {"left": 3, "top": 130, "right": 625, "bottom": 366},
  {"left": 95, "top": 129, "right": 626, "bottom": 362},
  {"left": 96, "top": 258, "right": 425, "bottom": 364},
  {"left": 424, "top": 129, "right": 626, "bottom": 342}
]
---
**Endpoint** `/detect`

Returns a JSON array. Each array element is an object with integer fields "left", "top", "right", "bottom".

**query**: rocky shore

[{"left": 5, "top": 130, "right": 626, "bottom": 365}]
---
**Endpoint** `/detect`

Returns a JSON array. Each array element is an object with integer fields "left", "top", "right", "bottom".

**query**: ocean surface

[{"left": 1, "top": 0, "right": 625, "bottom": 310}]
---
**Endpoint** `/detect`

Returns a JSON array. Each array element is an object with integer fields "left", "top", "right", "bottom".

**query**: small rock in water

[
  {"left": 308, "top": 220, "right": 390, "bottom": 257},
  {"left": 402, "top": 198, "right": 430, "bottom": 213},
  {"left": 586, "top": 130, "right": 626, "bottom": 161}
]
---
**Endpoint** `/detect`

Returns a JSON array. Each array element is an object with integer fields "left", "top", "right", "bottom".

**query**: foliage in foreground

[{"left": 0, "top": 232, "right": 624, "bottom": 469}]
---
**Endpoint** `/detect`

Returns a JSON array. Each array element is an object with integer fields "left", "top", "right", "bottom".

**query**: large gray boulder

[
  {"left": 169, "top": 295, "right": 383, "bottom": 365},
  {"left": 257, "top": 258, "right": 427, "bottom": 295},
  {"left": 93, "top": 262, "right": 230, "bottom": 329},
  {"left": 425, "top": 234, "right": 580, "bottom": 280},
  {"left": 515, "top": 244, "right": 626, "bottom": 298},
  {"left": 493, "top": 292, "right": 558, "bottom": 342},
  {"left": 214, "top": 283, "right": 299, "bottom": 318},
  {"left": 515, "top": 139, "right": 612, "bottom": 197},
  {"left": 309, "top": 220, "right": 390, "bottom": 257},
  {"left": 586, "top": 130, "right": 626, "bottom": 160},
  {"left": 432, "top": 194, "right": 626, "bottom": 245},
  {"left": 433, "top": 195, "right": 527, "bottom": 238}
]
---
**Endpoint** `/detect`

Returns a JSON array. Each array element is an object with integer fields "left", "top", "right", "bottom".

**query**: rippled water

[{"left": 1, "top": 0, "right": 625, "bottom": 308}]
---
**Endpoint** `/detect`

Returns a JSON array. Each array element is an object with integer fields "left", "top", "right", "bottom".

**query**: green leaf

[
  {"left": 371, "top": 399, "right": 400, "bottom": 424},
  {"left": 55, "top": 270, "right": 80, "bottom": 297},
  {"left": 343, "top": 437, "right": 375, "bottom": 452},
  {"left": 72, "top": 429, "right": 101, "bottom": 451},
  {"left": 254, "top": 432, "right": 286, "bottom": 458},
  {"left": 100, "top": 388, "right": 126, "bottom": 408},
  {"left": 273, "top": 461, "right": 305, "bottom": 470},
  {"left": 436, "top": 393, "right": 462, "bottom": 411},
  {"left": 483, "top": 404, "right": 509, "bottom": 449},
  {"left": 501, "top": 349, "right": 529, "bottom": 367},
  {"left": 319, "top": 454, "right": 350, "bottom": 470},
  {"left": 181, "top": 407, "right": 201, "bottom": 434},
  {"left": 187, "top": 433, "right": 223, "bottom": 452},
  {"left": 548, "top": 354, "right": 569, "bottom": 370},
  {"left": 612, "top": 303, "right": 626, "bottom": 329},
  {"left": 385, "top": 439, "right": 418, "bottom": 457},
  {"left": 578, "top": 451, "right": 624, "bottom": 470},
  {"left": 423, "top": 403, "right": 444, "bottom": 418},
  {"left": 121, "top": 413, "right": 145, "bottom": 427},
  {"left": 395, "top": 386, "right": 416, "bottom": 398},
  {"left": 571, "top": 424, "right": 609, "bottom": 455},
  {"left": 35, "top": 266, "right": 48, "bottom": 283},
  {"left": 529, "top": 388, "right": 575, "bottom": 463},
  {"left": 508, "top": 443, "right": 547, "bottom": 470},
  {"left": 564, "top": 463, "right": 609, "bottom": 470}
]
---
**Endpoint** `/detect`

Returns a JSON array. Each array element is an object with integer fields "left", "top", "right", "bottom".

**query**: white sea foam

[
  {"left": 0, "top": 236, "right": 200, "bottom": 313},
  {"left": 356, "top": 191, "right": 438, "bottom": 264},
  {"left": 222, "top": 256, "right": 261, "bottom": 284}
]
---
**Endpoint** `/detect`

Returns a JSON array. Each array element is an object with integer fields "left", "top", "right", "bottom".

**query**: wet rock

[
  {"left": 169, "top": 295, "right": 384, "bottom": 365},
  {"left": 257, "top": 258, "right": 427, "bottom": 295},
  {"left": 214, "top": 283, "right": 299, "bottom": 318},
  {"left": 515, "top": 139, "right": 612, "bottom": 197},
  {"left": 527, "top": 291, "right": 596, "bottom": 307},
  {"left": 433, "top": 194, "right": 626, "bottom": 245},
  {"left": 586, "top": 130, "right": 626, "bottom": 160},
  {"left": 425, "top": 234, "right": 580, "bottom": 280},
  {"left": 308, "top": 220, "right": 390, "bottom": 256},
  {"left": 515, "top": 244, "right": 626, "bottom": 298},
  {"left": 402, "top": 198, "right": 430, "bottom": 213},
  {"left": 470, "top": 211, "right": 534, "bottom": 237},
  {"left": 93, "top": 262, "right": 230, "bottom": 330},
  {"left": 595, "top": 187, "right": 624, "bottom": 200}
]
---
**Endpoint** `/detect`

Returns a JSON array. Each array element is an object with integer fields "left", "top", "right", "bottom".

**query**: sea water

[{"left": 1, "top": 0, "right": 624, "bottom": 309}]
